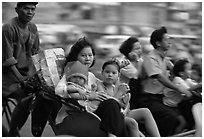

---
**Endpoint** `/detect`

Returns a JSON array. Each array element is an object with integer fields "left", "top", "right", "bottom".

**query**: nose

[{"left": 85, "top": 55, "right": 90, "bottom": 60}]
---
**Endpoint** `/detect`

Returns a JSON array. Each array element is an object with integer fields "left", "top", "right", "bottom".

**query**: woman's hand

[{"left": 88, "top": 91, "right": 109, "bottom": 102}]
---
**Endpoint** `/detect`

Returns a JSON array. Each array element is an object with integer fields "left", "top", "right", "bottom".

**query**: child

[
  {"left": 55, "top": 61, "right": 90, "bottom": 124},
  {"left": 93, "top": 59, "right": 160, "bottom": 137},
  {"left": 163, "top": 58, "right": 202, "bottom": 136},
  {"left": 88, "top": 60, "right": 131, "bottom": 114}
]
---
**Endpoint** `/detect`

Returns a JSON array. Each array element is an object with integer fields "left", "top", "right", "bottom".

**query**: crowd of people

[{"left": 2, "top": 2, "right": 202, "bottom": 137}]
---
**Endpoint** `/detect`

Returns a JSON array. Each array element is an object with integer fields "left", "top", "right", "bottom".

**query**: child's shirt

[
  {"left": 163, "top": 76, "right": 198, "bottom": 107},
  {"left": 88, "top": 80, "right": 130, "bottom": 114}
]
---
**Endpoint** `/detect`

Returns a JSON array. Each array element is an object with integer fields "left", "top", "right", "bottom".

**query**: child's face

[
  {"left": 183, "top": 62, "right": 192, "bottom": 79},
  {"left": 102, "top": 64, "right": 119, "bottom": 85},
  {"left": 69, "top": 76, "right": 86, "bottom": 86}
]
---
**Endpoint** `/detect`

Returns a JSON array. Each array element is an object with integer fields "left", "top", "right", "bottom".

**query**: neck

[
  {"left": 103, "top": 82, "right": 113, "bottom": 88},
  {"left": 17, "top": 17, "right": 29, "bottom": 29}
]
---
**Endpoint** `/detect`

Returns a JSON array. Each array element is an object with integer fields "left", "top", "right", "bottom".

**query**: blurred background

[
  {"left": 2, "top": 2, "right": 202, "bottom": 136},
  {"left": 2, "top": 2, "right": 202, "bottom": 78}
]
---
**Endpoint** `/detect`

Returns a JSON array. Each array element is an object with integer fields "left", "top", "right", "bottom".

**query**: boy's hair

[
  {"left": 173, "top": 59, "right": 189, "bottom": 77},
  {"left": 102, "top": 59, "right": 121, "bottom": 72},
  {"left": 150, "top": 26, "right": 167, "bottom": 49}
]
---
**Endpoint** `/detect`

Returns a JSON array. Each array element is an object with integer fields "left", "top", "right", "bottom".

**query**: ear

[
  {"left": 156, "top": 41, "right": 161, "bottom": 47},
  {"left": 179, "top": 72, "right": 183, "bottom": 77}
]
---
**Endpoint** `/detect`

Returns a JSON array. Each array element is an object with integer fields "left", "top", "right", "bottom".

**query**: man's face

[
  {"left": 160, "top": 34, "right": 171, "bottom": 51},
  {"left": 16, "top": 4, "right": 36, "bottom": 23}
]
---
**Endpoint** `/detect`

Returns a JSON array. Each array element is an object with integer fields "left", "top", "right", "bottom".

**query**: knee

[
  {"left": 126, "top": 118, "right": 138, "bottom": 130},
  {"left": 140, "top": 108, "right": 152, "bottom": 115}
]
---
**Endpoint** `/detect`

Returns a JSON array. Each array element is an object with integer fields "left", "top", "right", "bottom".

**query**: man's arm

[{"left": 2, "top": 25, "right": 25, "bottom": 82}]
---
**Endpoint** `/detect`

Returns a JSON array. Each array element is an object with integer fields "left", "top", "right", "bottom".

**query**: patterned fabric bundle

[{"left": 32, "top": 48, "right": 66, "bottom": 88}]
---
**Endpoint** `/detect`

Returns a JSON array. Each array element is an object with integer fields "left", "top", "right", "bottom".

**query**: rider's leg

[{"left": 8, "top": 96, "right": 32, "bottom": 136}]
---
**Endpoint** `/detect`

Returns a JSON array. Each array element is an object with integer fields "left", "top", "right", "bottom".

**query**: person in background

[
  {"left": 117, "top": 37, "right": 161, "bottom": 136},
  {"left": 2, "top": 2, "right": 42, "bottom": 136},
  {"left": 191, "top": 63, "right": 202, "bottom": 83},
  {"left": 163, "top": 58, "right": 202, "bottom": 136},
  {"left": 136, "top": 26, "right": 190, "bottom": 136}
]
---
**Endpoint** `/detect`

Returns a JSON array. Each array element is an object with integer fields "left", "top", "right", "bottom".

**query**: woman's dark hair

[
  {"left": 173, "top": 58, "right": 189, "bottom": 77},
  {"left": 102, "top": 59, "right": 121, "bottom": 72},
  {"left": 65, "top": 37, "right": 95, "bottom": 67},
  {"left": 150, "top": 26, "right": 167, "bottom": 49},
  {"left": 119, "top": 37, "right": 139, "bottom": 59}
]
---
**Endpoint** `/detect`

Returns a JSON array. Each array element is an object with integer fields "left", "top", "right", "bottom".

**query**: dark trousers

[
  {"left": 94, "top": 99, "right": 128, "bottom": 137},
  {"left": 8, "top": 94, "right": 60, "bottom": 137},
  {"left": 136, "top": 94, "right": 180, "bottom": 136}
]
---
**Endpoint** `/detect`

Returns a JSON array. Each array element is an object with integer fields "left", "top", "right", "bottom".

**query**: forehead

[
  {"left": 132, "top": 42, "right": 141, "bottom": 49},
  {"left": 104, "top": 64, "right": 118, "bottom": 71},
  {"left": 79, "top": 47, "right": 92, "bottom": 54},
  {"left": 162, "top": 34, "right": 170, "bottom": 40},
  {"left": 19, "top": 4, "right": 36, "bottom": 9}
]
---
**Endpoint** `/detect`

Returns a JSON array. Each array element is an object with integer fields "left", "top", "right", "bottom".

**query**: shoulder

[
  {"left": 2, "top": 18, "right": 16, "bottom": 31},
  {"left": 88, "top": 72, "right": 98, "bottom": 80},
  {"left": 173, "top": 77, "right": 185, "bottom": 84},
  {"left": 28, "top": 22, "right": 38, "bottom": 33}
]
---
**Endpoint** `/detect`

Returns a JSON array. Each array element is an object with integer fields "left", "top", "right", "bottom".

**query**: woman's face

[
  {"left": 77, "top": 47, "right": 94, "bottom": 68},
  {"left": 128, "top": 42, "right": 142, "bottom": 61}
]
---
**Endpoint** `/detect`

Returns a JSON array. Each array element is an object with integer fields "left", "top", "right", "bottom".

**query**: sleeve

[
  {"left": 2, "top": 24, "right": 18, "bottom": 67},
  {"left": 31, "top": 25, "right": 40, "bottom": 55},
  {"left": 143, "top": 56, "right": 162, "bottom": 77},
  {"left": 173, "top": 77, "right": 190, "bottom": 90},
  {"left": 120, "top": 63, "right": 138, "bottom": 79}
]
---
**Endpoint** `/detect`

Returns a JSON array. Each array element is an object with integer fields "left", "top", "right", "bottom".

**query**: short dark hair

[
  {"left": 173, "top": 58, "right": 189, "bottom": 77},
  {"left": 65, "top": 37, "right": 95, "bottom": 67},
  {"left": 150, "top": 26, "right": 167, "bottom": 49},
  {"left": 119, "top": 37, "right": 139, "bottom": 59},
  {"left": 16, "top": 2, "right": 38, "bottom": 8},
  {"left": 102, "top": 59, "right": 120, "bottom": 72}
]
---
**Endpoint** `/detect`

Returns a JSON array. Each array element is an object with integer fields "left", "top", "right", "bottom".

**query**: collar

[{"left": 153, "top": 49, "right": 166, "bottom": 59}]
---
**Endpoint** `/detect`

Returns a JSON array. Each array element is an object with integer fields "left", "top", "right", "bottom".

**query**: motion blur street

[{"left": 2, "top": 2, "right": 202, "bottom": 137}]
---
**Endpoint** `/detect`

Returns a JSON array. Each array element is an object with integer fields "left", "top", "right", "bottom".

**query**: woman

[
  {"left": 118, "top": 36, "right": 160, "bottom": 137},
  {"left": 55, "top": 37, "right": 136, "bottom": 137}
]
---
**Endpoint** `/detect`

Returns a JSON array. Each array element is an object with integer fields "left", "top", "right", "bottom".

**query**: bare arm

[{"left": 156, "top": 74, "right": 192, "bottom": 96}]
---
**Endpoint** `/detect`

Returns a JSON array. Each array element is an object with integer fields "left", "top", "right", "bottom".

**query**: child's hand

[{"left": 117, "top": 83, "right": 130, "bottom": 95}]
